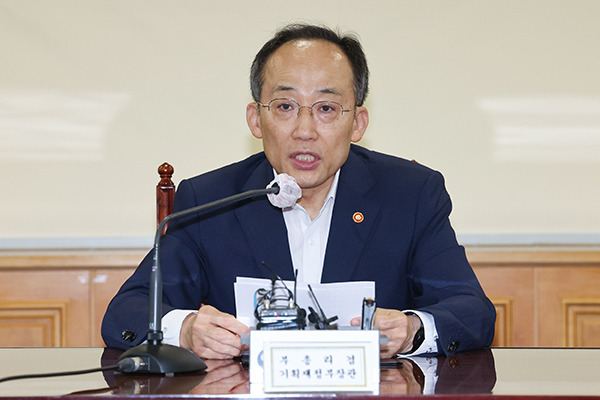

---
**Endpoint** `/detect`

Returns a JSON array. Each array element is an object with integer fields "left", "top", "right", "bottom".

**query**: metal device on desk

[
  {"left": 253, "top": 264, "right": 306, "bottom": 331},
  {"left": 248, "top": 290, "right": 382, "bottom": 393}
]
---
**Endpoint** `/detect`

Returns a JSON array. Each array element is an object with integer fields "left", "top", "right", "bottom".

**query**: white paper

[{"left": 234, "top": 277, "right": 375, "bottom": 328}]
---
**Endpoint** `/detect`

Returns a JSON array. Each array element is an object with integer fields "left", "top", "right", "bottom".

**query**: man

[{"left": 102, "top": 23, "right": 496, "bottom": 360}]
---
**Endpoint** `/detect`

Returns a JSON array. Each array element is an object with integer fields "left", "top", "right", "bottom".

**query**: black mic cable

[
  {"left": 0, "top": 357, "right": 145, "bottom": 384},
  {"left": 260, "top": 261, "right": 293, "bottom": 297}
]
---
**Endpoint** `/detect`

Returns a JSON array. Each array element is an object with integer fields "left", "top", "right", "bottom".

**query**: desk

[{"left": 0, "top": 347, "right": 599, "bottom": 398}]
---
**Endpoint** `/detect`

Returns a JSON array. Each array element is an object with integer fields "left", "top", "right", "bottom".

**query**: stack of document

[{"left": 234, "top": 277, "right": 375, "bottom": 328}]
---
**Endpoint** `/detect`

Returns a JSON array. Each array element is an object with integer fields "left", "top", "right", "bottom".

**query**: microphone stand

[{"left": 118, "top": 185, "right": 280, "bottom": 374}]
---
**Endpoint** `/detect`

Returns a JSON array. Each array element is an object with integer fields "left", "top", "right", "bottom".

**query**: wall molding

[
  {"left": 562, "top": 298, "right": 600, "bottom": 347},
  {"left": 490, "top": 298, "right": 513, "bottom": 347},
  {"left": 0, "top": 301, "right": 67, "bottom": 347},
  {"left": 2, "top": 233, "right": 600, "bottom": 251}
]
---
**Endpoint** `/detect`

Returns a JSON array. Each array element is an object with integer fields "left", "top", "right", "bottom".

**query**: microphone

[
  {"left": 266, "top": 173, "right": 302, "bottom": 208},
  {"left": 118, "top": 173, "right": 300, "bottom": 374}
]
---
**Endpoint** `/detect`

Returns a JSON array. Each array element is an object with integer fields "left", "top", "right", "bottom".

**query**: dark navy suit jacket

[{"left": 102, "top": 145, "right": 495, "bottom": 355}]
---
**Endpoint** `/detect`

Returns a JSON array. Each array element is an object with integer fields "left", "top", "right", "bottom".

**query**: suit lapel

[
  {"left": 321, "top": 149, "right": 380, "bottom": 283},
  {"left": 234, "top": 160, "right": 296, "bottom": 281}
]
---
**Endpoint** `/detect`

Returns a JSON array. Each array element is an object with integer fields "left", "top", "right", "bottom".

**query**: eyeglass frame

[{"left": 256, "top": 98, "right": 357, "bottom": 123}]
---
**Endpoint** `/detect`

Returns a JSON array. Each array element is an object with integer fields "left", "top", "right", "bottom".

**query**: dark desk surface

[{"left": 0, "top": 347, "right": 599, "bottom": 399}]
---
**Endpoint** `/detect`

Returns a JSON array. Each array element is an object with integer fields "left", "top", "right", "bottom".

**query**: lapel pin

[{"left": 352, "top": 212, "right": 364, "bottom": 223}]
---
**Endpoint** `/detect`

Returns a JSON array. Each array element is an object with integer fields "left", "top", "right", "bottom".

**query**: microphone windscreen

[{"left": 267, "top": 173, "right": 302, "bottom": 208}]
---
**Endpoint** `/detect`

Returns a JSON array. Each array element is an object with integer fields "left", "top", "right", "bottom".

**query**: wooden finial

[
  {"left": 156, "top": 162, "right": 175, "bottom": 229},
  {"left": 157, "top": 162, "right": 174, "bottom": 182}
]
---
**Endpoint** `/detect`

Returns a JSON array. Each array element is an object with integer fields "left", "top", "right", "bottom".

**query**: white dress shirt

[{"left": 282, "top": 170, "right": 339, "bottom": 284}]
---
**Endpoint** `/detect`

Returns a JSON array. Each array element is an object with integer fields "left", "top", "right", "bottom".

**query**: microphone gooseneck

[
  {"left": 118, "top": 174, "right": 297, "bottom": 374},
  {"left": 149, "top": 183, "right": 281, "bottom": 344}
]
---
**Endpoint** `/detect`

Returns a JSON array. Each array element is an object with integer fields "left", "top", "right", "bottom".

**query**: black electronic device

[
  {"left": 254, "top": 265, "right": 306, "bottom": 330},
  {"left": 307, "top": 284, "right": 338, "bottom": 329}
]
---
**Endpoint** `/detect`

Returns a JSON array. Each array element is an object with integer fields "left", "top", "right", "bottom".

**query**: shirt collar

[{"left": 324, "top": 169, "right": 340, "bottom": 204}]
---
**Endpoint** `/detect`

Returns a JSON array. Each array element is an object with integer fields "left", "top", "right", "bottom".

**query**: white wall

[{"left": 2, "top": 0, "right": 599, "bottom": 248}]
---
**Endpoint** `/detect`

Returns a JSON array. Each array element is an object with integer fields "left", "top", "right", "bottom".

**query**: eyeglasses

[{"left": 257, "top": 98, "right": 356, "bottom": 124}]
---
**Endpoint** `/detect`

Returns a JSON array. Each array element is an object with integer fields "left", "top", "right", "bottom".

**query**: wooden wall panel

[
  {"left": 0, "top": 270, "right": 90, "bottom": 346},
  {"left": 488, "top": 298, "right": 513, "bottom": 347},
  {"left": 537, "top": 267, "right": 600, "bottom": 347},
  {"left": 0, "top": 301, "right": 67, "bottom": 347},
  {"left": 1, "top": 248, "right": 599, "bottom": 348},
  {"left": 0, "top": 250, "right": 145, "bottom": 347},
  {"left": 472, "top": 267, "right": 535, "bottom": 347},
  {"left": 562, "top": 298, "right": 600, "bottom": 347}
]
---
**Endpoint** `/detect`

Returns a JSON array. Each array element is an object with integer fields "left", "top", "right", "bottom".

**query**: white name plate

[{"left": 249, "top": 329, "right": 380, "bottom": 393}]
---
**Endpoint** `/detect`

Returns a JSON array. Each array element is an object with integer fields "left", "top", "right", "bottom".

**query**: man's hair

[{"left": 250, "top": 23, "right": 369, "bottom": 107}]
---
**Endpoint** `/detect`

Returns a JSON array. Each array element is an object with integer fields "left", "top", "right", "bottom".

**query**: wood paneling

[
  {"left": 0, "top": 301, "right": 66, "bottom": 347},
  {"left": 1, "top": 247, "right": 599, "bottom": 348},
  {"left": 472, "top": 266, "right": 535, "bottom": 347},
  {"left": 469, "top": 248, "right": 600, "bottom": 348},
  {"left": 0, "top": 249, "right": 144, "bottom": 347},
  {"left": 537, "top": 266, "right": 600, "bottom": 347},
  {"left": 0, "top": 269, "right": 90, "bottom": 346},
  {"left": 562, "top": 298, "right": 600, "bottom": 347},
  {"left": 488, "top": 298, "right": 513, "bottom": 347}
]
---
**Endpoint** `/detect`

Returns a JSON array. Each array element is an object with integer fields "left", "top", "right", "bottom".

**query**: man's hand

[
  {"left": 351, "top": 308, "right": 422, "bottom": 358},
  {"left": 180, "top": 305, "right": 250, "bottom": 359}
]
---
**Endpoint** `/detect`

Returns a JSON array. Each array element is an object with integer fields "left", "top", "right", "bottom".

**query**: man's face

[{"left": 247, "top": 39, "right": 368, "bottom": 199}]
